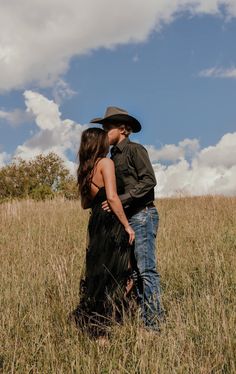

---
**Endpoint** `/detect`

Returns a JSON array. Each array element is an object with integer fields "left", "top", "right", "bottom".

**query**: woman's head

[
  {"left": 78, "top": 127, "right": 109, "bottom": 163},
  {"left": 77, "top": 128, "right": 109, "bottom": 201}
]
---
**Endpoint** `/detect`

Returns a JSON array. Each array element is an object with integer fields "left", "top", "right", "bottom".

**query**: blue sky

[
  {"left": 0, "top": 1, "right": 236, "bottom": 196},
  {"left": 64, "top": 15, "right": 236, "bottom": 147}
]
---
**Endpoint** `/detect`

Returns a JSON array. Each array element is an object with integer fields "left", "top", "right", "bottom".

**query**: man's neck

[{"left": 117, "top": 135, "right": 128, "bottom": 145}]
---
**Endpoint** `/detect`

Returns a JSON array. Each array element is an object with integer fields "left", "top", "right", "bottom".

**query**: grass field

[{"left": 1, "top": 196, "right": 236, "bottom": 373}]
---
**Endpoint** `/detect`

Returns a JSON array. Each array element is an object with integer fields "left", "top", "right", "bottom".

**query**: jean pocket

[
  {"left": 130, "top": 210, "right": 147, "bottom": 225},
  {"left": 150, "top": 207, "right": 159, "bottom": 220}
]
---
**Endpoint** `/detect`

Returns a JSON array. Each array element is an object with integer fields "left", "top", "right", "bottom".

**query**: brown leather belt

[
  {"left": 127, "top": 201, "right": 155, "bottom": 216},
  {"left": 145, "top": 202, "right": 155, "bottom": 208},
  {"left": 134, "top": 201, "right": 155, "bottom": 211}
]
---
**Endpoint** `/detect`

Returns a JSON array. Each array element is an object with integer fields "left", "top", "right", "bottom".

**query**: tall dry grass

[{"left": 0, "top": 196, "right": 235, "bottom": 373}]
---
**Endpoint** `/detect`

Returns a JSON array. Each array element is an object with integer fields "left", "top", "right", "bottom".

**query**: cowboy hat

[{"left": 90, "top": 106, "right": 142, "bottom": 133}]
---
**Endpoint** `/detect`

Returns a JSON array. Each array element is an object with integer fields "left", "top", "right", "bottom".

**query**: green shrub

[
  {"left": 30, "top": 185, "right": 55, "bottom": 201},
  {"left": 0, "top": 152, "right": 78, "bottom": 202}
]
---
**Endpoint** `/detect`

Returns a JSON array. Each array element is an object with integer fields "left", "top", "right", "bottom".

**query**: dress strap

[{"left": 91, "top": 180, "right": 102, "bottom": 190}]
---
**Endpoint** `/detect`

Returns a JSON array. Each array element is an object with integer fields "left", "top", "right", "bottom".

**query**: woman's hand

[
  {"left": 101, "top": 200, "right": 111, "bottom": 212},
  {"left": 125, "top": 225, "right": 135, "bottom": 245}
]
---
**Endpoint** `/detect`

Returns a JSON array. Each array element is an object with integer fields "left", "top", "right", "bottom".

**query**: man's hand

[{"left": 101, "top": 200, "right": 111, "bottom": 212}]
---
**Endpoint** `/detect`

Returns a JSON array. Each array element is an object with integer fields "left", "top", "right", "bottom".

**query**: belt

[
  {"left": 126, "top": 201, "right": 155, "bottom": 216},
  {"left": 145, "top": 202, "right": 155, "bottom": 208},
  {"left": 140, "top": 202, "right": 155, "bottom": 211}
]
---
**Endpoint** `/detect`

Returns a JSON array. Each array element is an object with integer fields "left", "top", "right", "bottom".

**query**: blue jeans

[{"left": 129, "top": 206, "right": 164, "bottom": 329}]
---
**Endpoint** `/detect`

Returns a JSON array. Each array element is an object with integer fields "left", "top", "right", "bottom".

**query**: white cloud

[
  {"left": 0, "top": 151, "right": 11, "bottom": 167},
  {"left": 199, "top": 66, "right": 236, "bottom": 79},
  {"left": 0, "top": 0, "right": 236, "bottom": 91},
  {"left": 14, "top": 90, "right": 87, "bottom": 175},
  {"left": 146, "top": 138, "right": 200, "bottom": 162},
  {"left": 1, "top": 90, "right": 236, "bottom": 197},
  {"left": 0, "top": 108, "right": 32, "bottom": 126},
  {"left": 149, "top": 132, "right": 236, "bottom": 197},
  {"left": 52, "top": 79, "right": 77, "bottom": 105},
  {"left": 197, "top": 132, "right": 236, "bottom": 168}
]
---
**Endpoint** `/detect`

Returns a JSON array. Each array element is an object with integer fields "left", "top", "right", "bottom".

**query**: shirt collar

[{"left": 115, "top": 137, "right": 130, "bottom": 153}]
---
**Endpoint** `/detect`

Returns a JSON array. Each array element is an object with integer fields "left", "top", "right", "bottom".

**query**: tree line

[{"left": 0, "top": 152, "right": 79, "bottom": 202}]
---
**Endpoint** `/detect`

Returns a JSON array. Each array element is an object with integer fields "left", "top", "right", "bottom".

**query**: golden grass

[{"left": 1, "top": 196, "right": 236, "bottom": 373}]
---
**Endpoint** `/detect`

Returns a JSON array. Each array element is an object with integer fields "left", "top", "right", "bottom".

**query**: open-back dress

[{"left": 72, "top": 180, "right": 133, "bottom": 337}]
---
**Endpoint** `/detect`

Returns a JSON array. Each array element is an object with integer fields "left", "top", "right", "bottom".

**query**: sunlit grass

[{"left": 1, "top": 196, "right": 235, "bottom": 373}]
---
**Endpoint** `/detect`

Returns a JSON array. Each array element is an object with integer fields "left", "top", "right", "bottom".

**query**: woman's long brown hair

[{"left": 77, "top": 128, "right": 109, "bottom": 203}]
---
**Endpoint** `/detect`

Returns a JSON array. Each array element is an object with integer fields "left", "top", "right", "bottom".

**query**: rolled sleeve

[
  {"left": 128, "top": 145, "right": 156, "bottom": 200},
  {"left": 119, "top": 191, "right": 133, "bottom": 207},
  {"left": 114, "top": 140, "right": 157, "bottom": 208}
]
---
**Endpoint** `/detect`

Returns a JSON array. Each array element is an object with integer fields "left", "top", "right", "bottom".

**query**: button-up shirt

[{"left": 111, "top": 137, "right": 157, "bottom": 214}]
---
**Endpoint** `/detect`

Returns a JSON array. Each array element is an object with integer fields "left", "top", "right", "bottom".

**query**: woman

[{"left": 71, "top": 128, "right": 135, "bottom": 338}]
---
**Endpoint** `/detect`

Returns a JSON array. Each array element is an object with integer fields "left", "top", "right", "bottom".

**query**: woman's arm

[{"left": 100, "top": 158, "right": 135, "bottom": 244}]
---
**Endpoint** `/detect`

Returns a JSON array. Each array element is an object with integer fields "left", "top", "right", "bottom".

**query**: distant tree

[
  {"left": 59, "top": 175, "right": 79, "bottom": 200},
  {"left": 0, "top": 152, "right": 79, "bottom": 202}
]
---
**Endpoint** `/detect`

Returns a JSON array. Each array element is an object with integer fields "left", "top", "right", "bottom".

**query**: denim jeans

[{"left": 129, "top": 206, "right": 164, "bottom": 330}]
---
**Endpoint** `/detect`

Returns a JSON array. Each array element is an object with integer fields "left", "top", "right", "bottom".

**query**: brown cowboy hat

[{"left": 90, "top": 106, "right": 142, "bottom": 133}]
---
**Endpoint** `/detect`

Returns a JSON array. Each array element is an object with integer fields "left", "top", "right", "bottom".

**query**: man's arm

[{"left": 119, "top": 144, "right": 156, "bottom": 208}]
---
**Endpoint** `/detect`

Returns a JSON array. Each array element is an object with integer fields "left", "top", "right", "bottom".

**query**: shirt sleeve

[{"left": 119, "top": 144, "right": 157, "bottom": 207}]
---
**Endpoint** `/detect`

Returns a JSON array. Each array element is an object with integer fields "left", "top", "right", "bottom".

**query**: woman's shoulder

[{"left": 98, "top": 157, "right": 114, "bottom": 167}]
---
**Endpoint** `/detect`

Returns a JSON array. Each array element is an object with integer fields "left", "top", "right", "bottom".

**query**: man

[{"left": 90, "top": 106, "right": 164, "bottom": 331}]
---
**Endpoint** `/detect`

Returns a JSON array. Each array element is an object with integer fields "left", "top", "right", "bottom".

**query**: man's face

[{"left": 103, "top": 124, "right": 122, "bottom": 145}]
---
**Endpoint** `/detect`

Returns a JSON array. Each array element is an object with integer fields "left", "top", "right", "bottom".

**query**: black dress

[{"left": 72, "top": 183, "right": 133, "bottom": 337}]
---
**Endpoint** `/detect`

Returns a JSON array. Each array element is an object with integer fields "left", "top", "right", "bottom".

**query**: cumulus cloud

[
  {"left": 14, "top": 90, "right": 87, "bottom": 175},
  {"left": 52, "top": 79, "right": 77, "bottom": 105},
  {"left": 1, "top": 90, "right": 235, "bottom": 196},
  {"left": 149, "top": 133, "right": 236, "bottom": 197},
  {"left": 199, "top": 66, "right": 236, "bottom": 79},
  {"left": 197, "top": 133, "right": 236, "bottom": 168},
  {"left": 146, "top": 138, "right": 200, "bottom": 162},
  {"left": 0, "top": 108, "right": 32, "bottom": 126},
  {"left": 0, "top": 151, "right": 11, "bottom": 167},
  {"left": 1, "top": 0, "right": 236, "bottom": 91}
]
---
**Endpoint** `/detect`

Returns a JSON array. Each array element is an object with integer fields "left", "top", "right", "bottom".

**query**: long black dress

[{"left": 72, "top": 183, "right": 133, "bottom": 337}]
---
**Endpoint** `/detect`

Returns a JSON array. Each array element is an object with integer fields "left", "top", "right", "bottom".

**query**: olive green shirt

[{"left": 111, "top": 137, "right": 157, "bottom": 212}]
